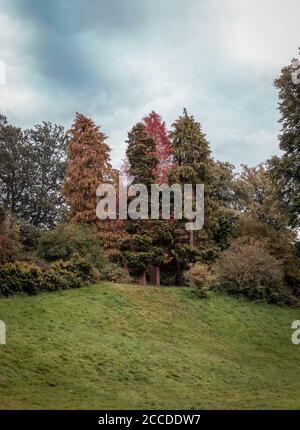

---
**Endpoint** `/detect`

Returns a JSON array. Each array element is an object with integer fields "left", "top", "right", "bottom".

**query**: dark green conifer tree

[{"left": 121, "top": 122, "right": 159, "bottom": 284}]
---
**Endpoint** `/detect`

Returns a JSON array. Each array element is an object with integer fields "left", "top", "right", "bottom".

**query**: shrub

[
  {"left": 0, "top": 255, "right": 98, "bottom": 296},
  {"left": 0, "top": 207, "right": 20, "bottom": 264},
  {"left": 213, "top": 239, "right": 296, "bottom": 305},
  {"left": 0, "top": 262, "right": 43, "bottom": 296},
  {"left": 184, "top": 263, "right": 217, "bottom": 298},
  {"left": 233, "top": 216, "right": 300, "bottom": 297},
  {"left": 19, "top": 221, "right": 41, "bottom": 251},
  {"left": 43, "top": 255, "right": 98, "bottom": 291},
  {"left": 100, "top": 262, "right": 132, "bottom": 284},
  {"left": 37, "top": 224, "right": 103, "bottom": 268}
]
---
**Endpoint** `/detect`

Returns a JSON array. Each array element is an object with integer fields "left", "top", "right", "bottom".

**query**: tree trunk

[
  {"left": 138, "top": 271, "right": 146, "bottom": 285},
  {"left": 176, "top": 260, "right": 182, "bottom": 285},
  {"left": 150, "top": 265, "right": 160, "bottom": 286},
  {"left": 189, "top": 230, "right": 194, "bottom": 246}
]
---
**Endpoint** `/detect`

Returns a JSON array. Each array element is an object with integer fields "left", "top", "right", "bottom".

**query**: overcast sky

[{"left": 0, "top": 0, "right": 299, "bottom": 169}]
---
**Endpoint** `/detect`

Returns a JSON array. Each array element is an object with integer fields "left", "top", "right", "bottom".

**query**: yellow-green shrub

[{"left": 184, "top": 263, "right": 217, "bottom": 298}]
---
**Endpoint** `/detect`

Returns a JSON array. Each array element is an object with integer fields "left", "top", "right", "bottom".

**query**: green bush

[
  {"left": 19, "top": 221, "right": 41, "bottom": 251},
  {"left": 0, "top": 262, "right": 43, "bottom": 296},
  {"left": 37, "top": 224, "right": 103, "bottom": 268},
  {"left": 184, "top": 263, "right": 217, "bottom": 298},
  {"left": 43, "top": 255, "right": 98, "bottom": 291},
  {"left": 213, "top": 239, "right": 296, "bottom": 305},
  {"left": 0, "top": 207, "right": 21, "bottom": 264},
  {"left": 100, "top": 262, "right": 132, "bottom": 284},
  {"left": 0, "top": 255, "right": 98, "bottom": 297}
]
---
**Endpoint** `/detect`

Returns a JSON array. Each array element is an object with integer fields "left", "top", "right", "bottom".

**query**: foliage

[
  {"left": 44, "top": 255, "right": 98, "bottom": 291},
  {"left": 0, "top": 206, "right": 20, "bottom": 264},
  {"left": 143, "top": 111, "right": 174, "bottom": 183},
  {"left": 126, "top": 122, "right": 158, "bottom": 188},
  {"left": 0, "top": 255, "right": 97, "bottom": 296},
  {"left": 62, "top": 112, "right": 117, "bottom": 224},
  {"left": 120, "top": 232, "right": 154, "bottom": 277},
  {"left": 99, "top": 262, "right": 133, "bottom": 284},
  {"left": 268, "top": 58, "right": 300, "bottom": 228},
  {"left": 37, "top": 223, "right": 103, "bottom": 269},
  {"left": 19, "top": 220, "right": 42, "bottom": 251},
  {"left": 0, "top": 116, "right": 67, "bottom": 228},
  {"left": 184, "top": 262, "right": 217, "bottom": 298},
  {"left": 214, "top": 239, "right": 295, "bottom": 305},
  {"left": 233, "top": 215, "right": 300, "bottom": 297},
  {"left": 122, "top": 122, "right": 159, "bottom": 282},
  {"left": 169, "top": 109, "right": 221, "bottom": 279},
  {"left": 0, "top": 262, "right": 43, "bottom": 296},
  {"left": 211, "top": 160, "right": 236, "bottom": 207},
  {"left": 232, "top": 163, "right": 286, "bottom": 229}
]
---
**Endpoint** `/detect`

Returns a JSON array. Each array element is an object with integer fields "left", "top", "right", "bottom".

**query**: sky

[{"left": 0, "top": 0, "right": 299, "bottom": 170}]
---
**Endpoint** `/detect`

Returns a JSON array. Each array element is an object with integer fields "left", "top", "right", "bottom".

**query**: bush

[
  {"left": 184, "top": 263, "right": 217, "bottom": 298},
  {"left": 0, "top": 207, "right": 20, "bottom": 264},
  {"left": 37, "top": 224, "right": 103, "bottom": 268},
  {"left": 100, "top": 262, "right": 132, "bottom": 284},
  {"left": 213, "top": 239, "right": 296, "bottom": 305},
  {"left": 0, "top": 262, "right": 43, "bottom": 296},
  {"left": 43, "top": 254, "right": 98, "bottom": 291},
  {"left": 0, "top": 255, "right": 98, "bottom": 296},
  {"left": 19, "top": 221, "right": 41, "bottom": 251},
  {"left": 233, "top": 216, "right": 300, "bottom": 297}
]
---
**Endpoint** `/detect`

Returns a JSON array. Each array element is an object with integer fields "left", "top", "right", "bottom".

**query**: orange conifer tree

[{"left": 62, "top": 112, "right": 116, "bottom": 224}]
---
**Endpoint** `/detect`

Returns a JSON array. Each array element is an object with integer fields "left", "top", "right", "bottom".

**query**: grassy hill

[{"left": 0, "top": 283, "right": 299, "bottom": 409}]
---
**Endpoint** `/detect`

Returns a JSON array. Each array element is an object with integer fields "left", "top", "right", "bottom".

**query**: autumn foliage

[
  {"left": 143, "top": 111, "right": 174, "bottom": 183},
  {"left": 62, "top": 112, "right": 116, "bottom": 224}
]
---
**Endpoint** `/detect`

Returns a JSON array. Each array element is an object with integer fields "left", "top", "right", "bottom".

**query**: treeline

[{"left": 0, "top": 58, "right": 299, "bottom": 304}]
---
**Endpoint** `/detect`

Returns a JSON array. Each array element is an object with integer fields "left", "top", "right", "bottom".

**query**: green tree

[
  {"left": 269, "top": 54, "right": 300, "bottom": 228},
  {"left": 232, "top": 163, "right": 286, "bottom": 230},
  {"left": 121, "top": 122, "right": 159, "bottom": 284},
  {"left": 0, "top": 115, "right": 31, "bottom": 217},
  {"left": 169, "top": 109, "right": 219, "bottom": 281},
  {"left": 0, "top": 116, "right": 67, "bottom": 228},
  {"left": 0, "top": 205, "right": 20, "bottom": 264},
  {"left": 26, "top": 122, "right": 68, "bottom": 227},
  {"left": 126, "top": 122, "right": 157, "bottom": 188}
]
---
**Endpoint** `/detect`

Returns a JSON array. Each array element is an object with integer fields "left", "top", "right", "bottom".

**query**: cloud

[{"left": 0, "top": 0, "right": 298, "bottom": 169}]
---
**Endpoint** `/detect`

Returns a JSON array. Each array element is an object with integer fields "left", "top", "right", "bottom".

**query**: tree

[
  {"left": 142, "top": 111, "right": 175, "bottom": 282},
  {"left": 62, "top": 113, "right": 122, "bottom": 262},
  {"left": 126, "top": 122, "right": 158, "bottom": 188},
  {"left": 62, "top": 112, "right": 116, "bottom": 224},
  {"left": 143, "top": 111, "right": 174, "bottom": 184},
  {"left": 26, "top": 122, "right": 67, "bottom": 227},
  {"left": 121, "top": 122, "right": 159, "bottom": 284},
  {"left": 232, "top": 163, "right": 286, "bottom": 230},
  {"left": 211, "top": 161, "right": 236, "bottom": 207},
  {"left": 0, "top": 205, "right": 20, "bottom": 264},
  {"left": 0, "top": 115, "right": 67, "bottom": 228},
  {"left": 0, "top": 115, "right": 31, "bottom": 216},
  {"left": 269, "top": 53, "right": 300, "bottom": 228},
  {"left": 169, "top": 109, "right": 218, "bottom": 281}
]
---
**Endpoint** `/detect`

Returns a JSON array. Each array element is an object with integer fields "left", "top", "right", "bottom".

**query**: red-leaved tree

[{"left": 143, "top": 111, "right": 174, "bottom": 184}]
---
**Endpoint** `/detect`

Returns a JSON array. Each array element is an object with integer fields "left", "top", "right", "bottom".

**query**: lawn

[{"left": 0, "top": 283, "right": 299, "bottom": 409}]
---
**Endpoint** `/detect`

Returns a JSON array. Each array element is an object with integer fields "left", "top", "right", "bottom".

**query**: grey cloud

[{"left": 0, "top": 0, "right": 294, "bottom": 169}]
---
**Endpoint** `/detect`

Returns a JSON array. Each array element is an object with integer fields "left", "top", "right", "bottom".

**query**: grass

[{"left": 0, "top": 283, "right": 299, "bottom": 409}]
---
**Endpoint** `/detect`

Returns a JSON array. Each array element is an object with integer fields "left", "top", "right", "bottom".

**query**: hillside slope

[{"left": 0, "top": 283, "right": 299, "bottom": 409}]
